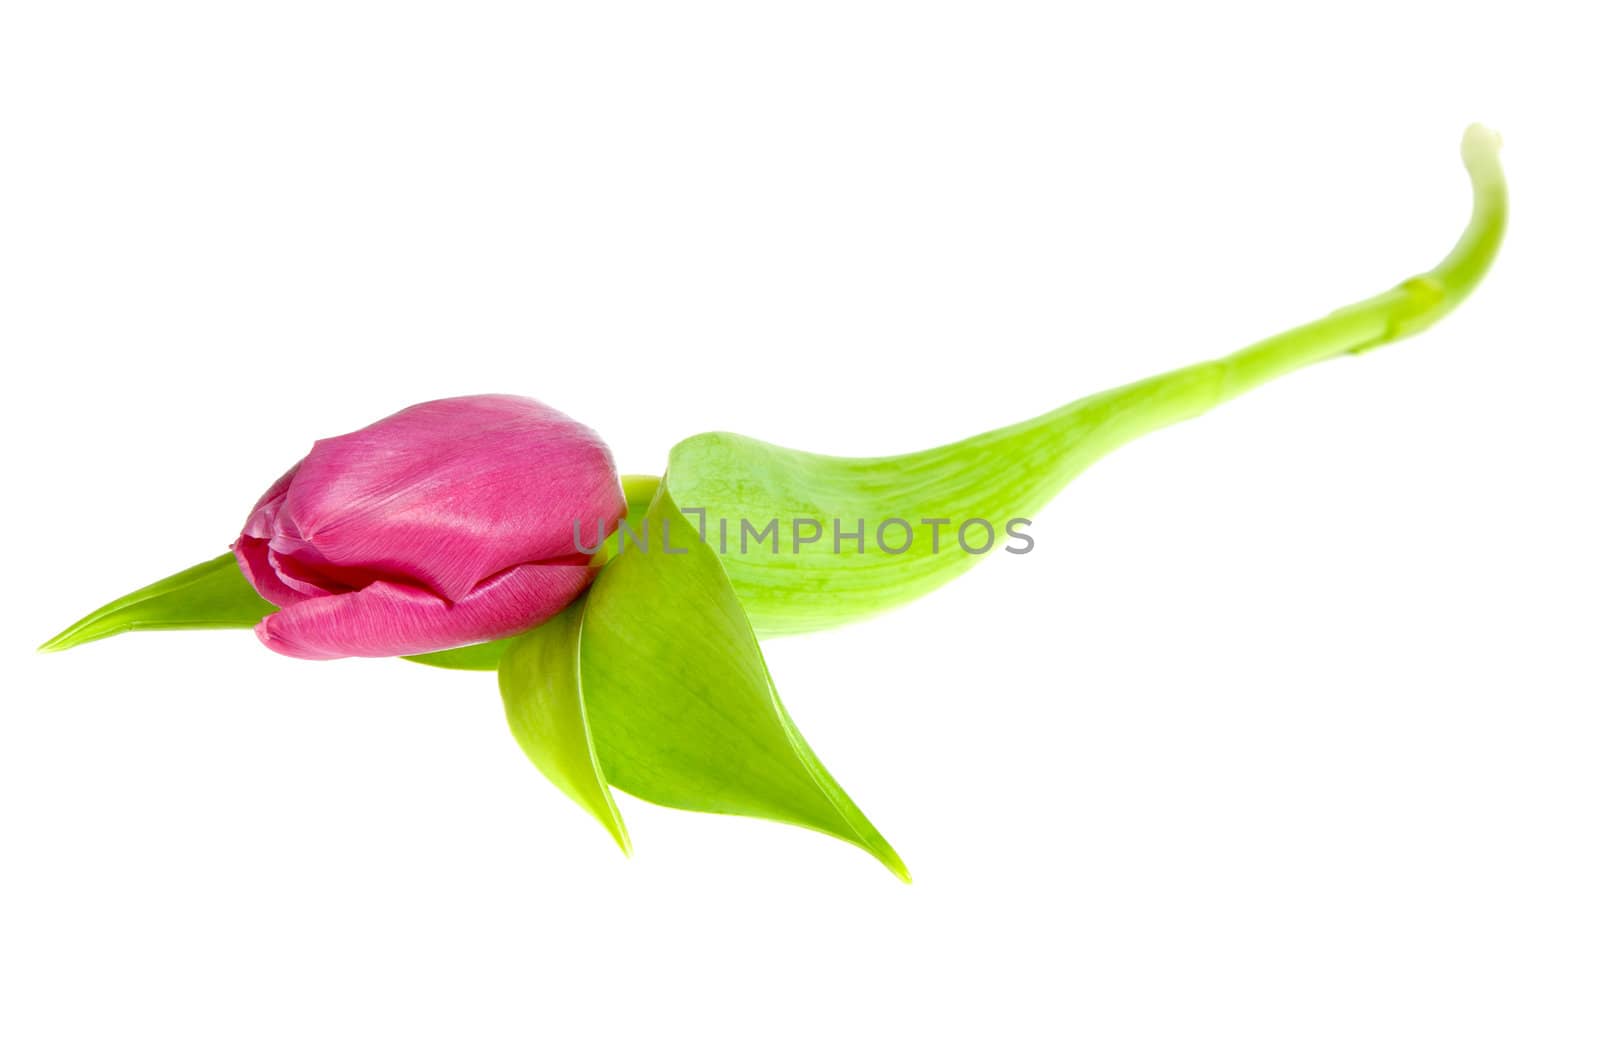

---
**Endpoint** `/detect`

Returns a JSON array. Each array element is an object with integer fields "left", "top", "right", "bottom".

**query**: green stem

[
  {"left": 1100, "top": 125, "right": 1506, "bottom": 434},
  {"left": 665, "top": 126, "right": 1509, "bottom": 636}
]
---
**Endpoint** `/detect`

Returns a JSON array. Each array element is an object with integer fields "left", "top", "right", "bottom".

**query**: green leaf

[
  {"left": 498, "top": 483, "right": 909, "bottom": 880},
  {"left": 499, "top": 601, "right": 630, "bottom": 854},
  {"left": 39, "top": 553, "right": 275, "bottom": 653},
  {"left": 667, "top": 126, "right": 1508, "bottom": 636}
]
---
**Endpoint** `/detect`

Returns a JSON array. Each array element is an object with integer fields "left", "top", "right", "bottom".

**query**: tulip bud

[{"left": 232, "top": 395, "right": 624, "bottom": 660}]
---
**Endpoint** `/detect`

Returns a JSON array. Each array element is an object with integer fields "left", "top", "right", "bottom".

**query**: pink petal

[
  {"left": 269, "top": 396, "right": 623, "bottom": 602},
  {"left": 234, "top": 461, "right": 315, "bottom": 606},
  {"left": 253, "top": 559, "right": 597, "bottom": 660},
  {"left": 241, "top": 461, "right": 301, "bottom": 540},
  {"left": 232, "top": 535, "right": 310, "bottom": 608}
]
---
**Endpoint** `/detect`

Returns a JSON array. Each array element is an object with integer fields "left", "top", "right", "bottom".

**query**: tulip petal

[
  {"left": 404, "top": 473, "right": 663, "bottom": 672},
  {"left": 270, "top": 396, "right": 623, "bottom": 602},
  {"left": 233, "top": 535, "right": 313, "bottom": 607},
  {"left": 402, "top": 639, "right": 510, "bottom": 671},
  {"left": 241, "top": 461, "right": 300, "bottom": 540},
  {"left": 257, "top": 560, "right": 595, "bottom": 660}
]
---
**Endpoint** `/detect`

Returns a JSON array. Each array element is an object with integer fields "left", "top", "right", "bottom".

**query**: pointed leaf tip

[
  {"left": 499, "top": 601, "right": 631, "bottom": 855},
  {"left": 577, "top": 486, "right": 910, "bottom": 880},
  {"left": 39, "top": 554, "right": 275, "bottom": 653}
]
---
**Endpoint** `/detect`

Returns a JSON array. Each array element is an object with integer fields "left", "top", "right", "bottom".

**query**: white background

[{"left": 2, "top": 2, "right": 1596, "bottom": 1060}]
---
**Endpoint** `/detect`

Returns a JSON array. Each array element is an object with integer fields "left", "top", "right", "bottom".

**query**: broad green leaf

[
  {"left": 501, "top": 482, "right": 908, "bottom": 879},
  {"left": 499, "top": 601, "right": 630, "bottom": 853},
  {"left": 405, "top": 474, "right": 665, "bottom": 671},
  {"left": 39, "top": 553, "right": 275, "bottom": 653},
  {"left": 667, "top": 126, "right": 1507, "bottom": 636},
  {"left": 585, "top": 485, "right": 907, "bottom": 878}
]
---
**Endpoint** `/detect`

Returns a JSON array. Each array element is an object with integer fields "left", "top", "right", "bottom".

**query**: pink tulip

[{"left": 232, "top": 395, "right": 624, "bottom": 660}]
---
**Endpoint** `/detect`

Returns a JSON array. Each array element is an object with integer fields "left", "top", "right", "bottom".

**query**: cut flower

[{"left": 40, "top": 128, "right": 1508, "bottom": 877}]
